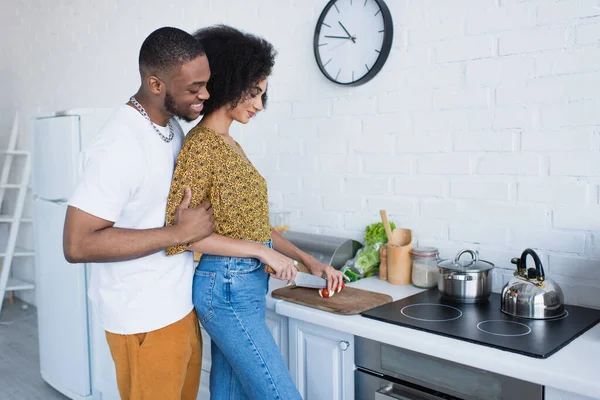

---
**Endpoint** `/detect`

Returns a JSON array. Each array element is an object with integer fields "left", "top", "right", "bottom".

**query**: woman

[{"left": 165, "top": 25, "right": 346, "bottom": 400}]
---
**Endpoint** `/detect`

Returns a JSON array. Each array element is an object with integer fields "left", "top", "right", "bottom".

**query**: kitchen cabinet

[
  {"left": 266, "top": 308, "right": 289, "bottom": 368},
  {"left": 289, "top": 319, "right": 354, "bottom": 400}
]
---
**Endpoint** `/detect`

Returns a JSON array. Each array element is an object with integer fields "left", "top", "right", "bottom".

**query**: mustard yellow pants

[{"left": 105, "top": 310, "right": 202, "bottom": 400}]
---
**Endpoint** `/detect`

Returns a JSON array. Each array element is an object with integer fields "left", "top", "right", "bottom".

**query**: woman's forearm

[
  {"left": 188, "top": 233, "right": 267, "bottom": 259},
  {"left": 189, "top": 231, "right": 298, "bottom": 282},
  {"left": 271, "top": 229, "right": 315, "bottom": 265},
  {"left": 271, "top": 229, "right": 347, "bottom": 289}
]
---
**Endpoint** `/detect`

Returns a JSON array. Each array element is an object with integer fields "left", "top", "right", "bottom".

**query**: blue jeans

[{"left": 193, "top": 241, "right": 301, "bottom": 400}]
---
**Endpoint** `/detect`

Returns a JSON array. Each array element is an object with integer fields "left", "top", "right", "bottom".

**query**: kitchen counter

[{"left": 273, "top": 277, "right": 600, "bottom": 399}]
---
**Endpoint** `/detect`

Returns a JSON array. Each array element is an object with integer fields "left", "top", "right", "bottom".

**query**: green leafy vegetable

[
  {"left": 354, "top": 243, "right": 381, "bottom": 271},
  {"left": 341, "top": 220, "right": 397, "bottom": 281},
  {"left": 364, "top": 222, "right": 396, "bottom": 246}
]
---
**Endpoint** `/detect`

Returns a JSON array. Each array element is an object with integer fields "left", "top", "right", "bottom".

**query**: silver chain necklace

[{"left": 129, "top": 96, "right": 174, "bottom": 143}]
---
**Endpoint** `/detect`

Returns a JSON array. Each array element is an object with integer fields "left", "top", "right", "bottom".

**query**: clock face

[{"left": 314, "top": 0, "right": 393, "bottom": 86}]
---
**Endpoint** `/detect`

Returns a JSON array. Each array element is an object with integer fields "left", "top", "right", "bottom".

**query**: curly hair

[
  {"left": 192, "top": 25, "right": 277, "bottom": 115},
  {"left": 139, "top": 27, "right": 205, "bottom": 77}
]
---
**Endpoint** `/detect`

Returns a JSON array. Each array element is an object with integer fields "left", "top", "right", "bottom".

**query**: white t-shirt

[{"left": 69, "top": 105, "right": 194, "bottom": 335}]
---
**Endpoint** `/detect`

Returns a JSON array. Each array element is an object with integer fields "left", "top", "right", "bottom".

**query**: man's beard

[{"left": 164, "top": 91, "right": 195, "bottom": 122}]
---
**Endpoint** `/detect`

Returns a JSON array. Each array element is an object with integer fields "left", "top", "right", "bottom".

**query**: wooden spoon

[{"left": 379, "top": 209, "right": 394, "bottom": 244}]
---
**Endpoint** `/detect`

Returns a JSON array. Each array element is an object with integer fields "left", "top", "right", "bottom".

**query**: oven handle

[
  {"left": 375, "top": 386, "right": 402, "bottom": 400},
  {"left": 375, "top": 383, "right": 446, "bottom": 400}
]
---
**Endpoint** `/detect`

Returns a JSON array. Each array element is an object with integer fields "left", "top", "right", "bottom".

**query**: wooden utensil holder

[{"left": 387, "top": 241, "right": 413, "bottom": 285}]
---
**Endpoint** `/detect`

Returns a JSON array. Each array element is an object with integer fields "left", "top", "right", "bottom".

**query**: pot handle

[
  {"left": 454, "top": 249, "right": 478, "bottom": 267},
  {"left": 521, "top": 248, "right": 545, "bottom": 282}
]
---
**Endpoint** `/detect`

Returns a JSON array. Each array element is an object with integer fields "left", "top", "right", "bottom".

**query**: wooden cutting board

[{"left": 271, "top": 286, "right": 393, "bottom": 315}]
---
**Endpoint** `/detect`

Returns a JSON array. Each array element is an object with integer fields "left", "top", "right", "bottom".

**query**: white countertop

[{"left": 271, "top": 277, "right": 600, "bottom": 399}]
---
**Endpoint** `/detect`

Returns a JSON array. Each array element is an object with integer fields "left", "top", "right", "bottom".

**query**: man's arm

[{"left": 63, "top": 187, "right": 213, "bottom": 263}]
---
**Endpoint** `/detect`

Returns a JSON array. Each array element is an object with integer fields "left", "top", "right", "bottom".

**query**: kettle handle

[{"left": 520, "top": 248, "right": 545, "bottom": 282}]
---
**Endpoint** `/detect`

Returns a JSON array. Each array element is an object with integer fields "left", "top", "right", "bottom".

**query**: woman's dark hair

[{"left": 193, "top": 25, "right": 277, "bottom": 115}]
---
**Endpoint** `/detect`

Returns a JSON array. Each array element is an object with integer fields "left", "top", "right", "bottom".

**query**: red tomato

[
  {"left": 318, "top": 288, "right": 334, "bottom": 298},
  {"left": 337, "top": 281, "right": 345, "bottom": 293}
]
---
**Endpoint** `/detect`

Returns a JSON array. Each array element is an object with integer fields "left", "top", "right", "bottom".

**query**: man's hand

[{"left": 174, "top": 187, "right": 214, "bottom": 243}]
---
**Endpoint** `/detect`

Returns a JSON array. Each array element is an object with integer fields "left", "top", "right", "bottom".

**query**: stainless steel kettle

[{"left": 501, "top": 248, "right": 566, "bottom": 319}]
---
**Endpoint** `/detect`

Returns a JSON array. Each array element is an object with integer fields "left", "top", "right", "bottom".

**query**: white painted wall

[{"left": 1, "top": 0, "right": 599, "bottom": 307}]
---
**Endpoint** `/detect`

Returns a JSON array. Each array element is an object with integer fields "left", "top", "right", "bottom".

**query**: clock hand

[
  {"left": 338, "top": 21, "right": 356, "bottom": 43},
  {"left": 338, "top": 21, "right": 352, "bottom": 37},
  {"left": 324, "top": 35, "right": 353, "bottom": 39}
]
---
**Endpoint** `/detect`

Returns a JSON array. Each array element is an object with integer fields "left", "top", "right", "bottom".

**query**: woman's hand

[
  {"left": 260, "top": 248, "right": 297, "bottom": 284},
  {"left": 305, "top": 260, "right": 349, "bottom": 294}
]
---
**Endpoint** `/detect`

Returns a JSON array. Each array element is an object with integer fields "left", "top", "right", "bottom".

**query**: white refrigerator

[{"left": 32, "top": 108, "right": 120, "bottom": 400}]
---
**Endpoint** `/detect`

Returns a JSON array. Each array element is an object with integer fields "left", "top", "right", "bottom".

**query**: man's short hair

[{"left": 139, "top": 27, "right": 205, "bottom": 77}]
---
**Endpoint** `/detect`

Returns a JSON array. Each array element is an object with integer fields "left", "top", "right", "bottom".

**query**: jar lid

[
  {"left": 411, "top": 247, "right": 439, "bottom": 257},
  {"left": 437, "top": 249, "right": 494, "bottom": 272}
]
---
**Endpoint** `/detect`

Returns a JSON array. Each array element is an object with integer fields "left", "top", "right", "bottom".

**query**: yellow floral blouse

[{"left": 165, "top": 125, "right": 271, "bottom": 256}]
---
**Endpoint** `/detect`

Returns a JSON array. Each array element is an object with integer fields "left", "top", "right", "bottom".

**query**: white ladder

[{"left": 0, "top": 113, "right": 34, "bottom": 314}]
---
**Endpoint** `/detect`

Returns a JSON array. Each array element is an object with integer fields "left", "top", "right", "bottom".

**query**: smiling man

[{"left": 63, "top": 27, "right": 213, "bottom": 400}]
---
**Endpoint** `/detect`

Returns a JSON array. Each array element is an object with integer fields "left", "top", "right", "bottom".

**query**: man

[{"left": 63, "top": 27, "right": 212, "bottom": 400}]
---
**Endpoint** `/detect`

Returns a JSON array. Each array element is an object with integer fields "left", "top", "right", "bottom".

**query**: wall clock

[{"left": 313, "top": 0, "right": 393, "bottom": 86}]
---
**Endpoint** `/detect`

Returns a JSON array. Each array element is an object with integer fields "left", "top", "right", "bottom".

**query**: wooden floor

[{"left": 0, "top": 299, "right": 68, "bottom": 400}]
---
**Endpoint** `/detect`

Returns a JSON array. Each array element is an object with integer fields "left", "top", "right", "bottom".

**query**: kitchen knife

[
  {"left": 265, "top": 265, "right": 327, "bottom": 288},
  {"left": 293, "top": 271, "right": 327, "bottom": 288}
]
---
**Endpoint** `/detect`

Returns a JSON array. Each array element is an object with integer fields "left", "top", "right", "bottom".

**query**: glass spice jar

[
  {"left": 269, "top": 210, "right": 291, "bottom": 233},
  {"left": 411, "top": 247, "right": 440, "bottom": 288}
]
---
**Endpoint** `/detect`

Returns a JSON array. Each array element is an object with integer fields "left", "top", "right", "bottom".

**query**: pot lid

[{"left": 438, "top": 249, "right": 495, "bottom": 272}]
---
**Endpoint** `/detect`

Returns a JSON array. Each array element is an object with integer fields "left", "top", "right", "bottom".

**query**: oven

[{"left": 355, "top": 337, "right": 543, "bottom": 400}]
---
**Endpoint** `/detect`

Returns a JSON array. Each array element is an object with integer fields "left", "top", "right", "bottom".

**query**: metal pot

[
  {"left": 437, "top": 249, "right": 494, "bottom": 303},
  {"left": 501, "top": 248, "right": 565, "bottom": 319}
]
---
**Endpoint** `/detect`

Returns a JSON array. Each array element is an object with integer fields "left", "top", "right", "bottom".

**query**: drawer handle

[{"left": 339, "top": 340, "right": 350, "bottom": 351}]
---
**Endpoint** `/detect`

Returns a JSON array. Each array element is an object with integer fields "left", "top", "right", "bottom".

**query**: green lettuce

[
  {"left": 354, "top": 243, "right": 382, "bottom": 271},
  {"left": 342, "top": 221, "right": 396, "bottom": 281},
  {"left": 364, "top": 222, "right": 396, "bottom": 246}
]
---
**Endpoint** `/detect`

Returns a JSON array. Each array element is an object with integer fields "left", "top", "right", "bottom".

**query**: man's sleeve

[{"left": 69, "top": 136, "right": 143, "bottom": 223}]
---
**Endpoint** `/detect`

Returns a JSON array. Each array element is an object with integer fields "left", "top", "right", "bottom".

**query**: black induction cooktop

[{"left": 361, "top": 289, "right": 600, "bottom": 359}]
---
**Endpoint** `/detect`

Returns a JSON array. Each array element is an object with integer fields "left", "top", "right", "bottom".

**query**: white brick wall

[
  {"left": 577, "top": 22, "right": 600, "bottom": 45},
  {"left": 434, "top": 36, "right": 496, "bottom": 63},
  {"left": 2, "top": 0, "right": 599, "bottom": 307},
  {"left": 517, "top": 179, "right": 589, "bottom": 205},
  {"left": 363, "top": 155, "right": 412, "bottom": 174},
  {"left": 417, "top": 154, "right": 471, "bottom": 175},
  {"left": 498, "top": 27, "right": 567, "bottom": 55},
  {"left": 521, "top": 129, "right": 593, "bottom": 151}
]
